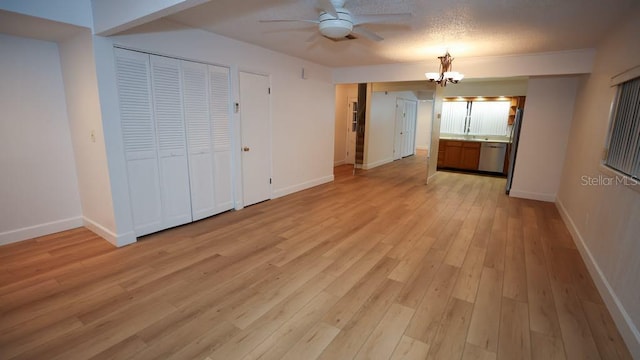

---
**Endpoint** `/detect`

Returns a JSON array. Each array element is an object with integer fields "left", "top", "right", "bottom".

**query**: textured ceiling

[{"left": 164, "top": 0, "right": 636, "bottom": 67}]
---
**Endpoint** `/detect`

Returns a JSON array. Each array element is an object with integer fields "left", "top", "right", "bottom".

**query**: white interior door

[
  {"left": 150, "top": 55, "right": 192, "bottom": 228},
  {"left": 182, "top": 60, "right": 216, "bottom": 221},
  {"left": 239, "top": 71, "right": 271, "bottom": 207},
  {"left": 115, "top": 49, "right": 162, "bottom": 236},
  {"left": 345, "top": 97, "right": 357, "bottom": 164},
  {"left": 394, "top": 98, "right": 405, "bottom": 160},
  {"left": 402, "top": 100, "right": 418, "bottom": 157},
  {"left": 209, "top": 65, "right": 234, "bottom": 213}
]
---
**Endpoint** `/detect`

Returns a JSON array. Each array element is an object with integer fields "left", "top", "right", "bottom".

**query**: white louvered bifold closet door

[
  {"left": 150, "top": 55, "right": 193, "bottom": 228},
  {"left": 209, "top": 65, "right": 234, "bottom": 213},
  {"left": 181, "top": 61, "right": 216, "bottom": 221},
  {"left": 114, "top": 48, "right": 163, "bottom": 236}
]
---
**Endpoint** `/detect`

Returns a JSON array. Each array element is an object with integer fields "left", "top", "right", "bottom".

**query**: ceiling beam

[
  {"left": 333, "top": 49, "right": 596, "bottom": 84},
  {"left": 92, "top": 0, "right": 210, "bottom": 36}
]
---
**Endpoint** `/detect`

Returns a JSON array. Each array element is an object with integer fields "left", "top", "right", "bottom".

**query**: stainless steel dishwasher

[{"left": 478, "top": 142, "right": 507, "bottom": 173}]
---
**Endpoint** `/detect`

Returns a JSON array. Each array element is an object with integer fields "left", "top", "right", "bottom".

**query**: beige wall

[
  {"left": 510, "top": 76, "right": 579, "bottom": 201},
  {"left": 556, "top": 7, "right": 640, "bottom": 357},
  {"left": 428, "top": 94, "right": 443, "bottom": 182},
  {"left": 415, "top": 100, "right": 433, "bottom": 151}
]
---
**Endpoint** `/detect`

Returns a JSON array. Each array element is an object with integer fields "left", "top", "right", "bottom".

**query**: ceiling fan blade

[
  {"left": 317, "top": 0, "right": 339, "bottom": 18},
  {"left": 353, "top": 13, "right": 412, "bottom": 25},
  {"left": 352, "top": 25, "right": 384, "bottom": 41},
  {"left": 259, "top": 19, "right": 319, "bottom": 24}
]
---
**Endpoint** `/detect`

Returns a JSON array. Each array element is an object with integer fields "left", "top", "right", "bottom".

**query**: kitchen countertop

[{"left": 439, "top": 135, "right": 511, "bottom": 144}]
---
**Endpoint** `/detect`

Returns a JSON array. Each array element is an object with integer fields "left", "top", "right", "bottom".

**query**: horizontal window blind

[
  {"left": 468, "top": 101, "right": 510, "bottom": 136},
  {"left": 441, "top": 101, "right": 510, "bottom": 136},
  {"left": 606, "top": 76, "right": 640, "bottom": 179},
  {"left": 441, "top": 102, "right": 468, "bottom": 134}
]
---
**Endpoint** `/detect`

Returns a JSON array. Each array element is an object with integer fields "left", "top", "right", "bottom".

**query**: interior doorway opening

[{"left": 333, "top": 81, "right": 435, "bottom": 174}]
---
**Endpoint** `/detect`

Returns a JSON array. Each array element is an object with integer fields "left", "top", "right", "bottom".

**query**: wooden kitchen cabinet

[
  {"left": 443, "top": 141, "right": 463, "bottom": 168},
  {"left": 508, "top": 96, "right": 526, "bottom": 125},
  {"left": 437, "top": 141, "right": 446, "bottom": 167},
  {"left": 438, "top": 139, "right": 481, "bottom": 171},
  {"left": 460, "top": 142, "right": 481, "bottom": 170}
]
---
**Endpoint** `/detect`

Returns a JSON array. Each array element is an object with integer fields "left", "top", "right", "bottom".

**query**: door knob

[{"left": 243, "top": 146, "right": 250, "bottom": 152}]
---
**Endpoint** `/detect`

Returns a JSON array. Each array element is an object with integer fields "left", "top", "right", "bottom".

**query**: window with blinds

[
  {"left": 441, "top": 100, "right": 510, "bottom": 136},
  {"left": 605, "top": 76, "right": 640, "bottom": 180}
]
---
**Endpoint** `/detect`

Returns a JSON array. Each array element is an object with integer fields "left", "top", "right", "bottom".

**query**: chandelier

[{"left": 425, "top": 51, "right": 464, "bottom": 87}]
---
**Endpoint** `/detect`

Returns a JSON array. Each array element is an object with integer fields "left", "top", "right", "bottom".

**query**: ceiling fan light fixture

[
  {"left": 319, "top": 20, "right": 353, "bottom": 38},
  {"left": 425, "top": 51, "right": 463, "bottom": 86},
  {"left": 319, "top": 10, "right": 353, "bottom": 38},
  {"left": 259, "top": 0, "right": 405, "bottom": 43}
]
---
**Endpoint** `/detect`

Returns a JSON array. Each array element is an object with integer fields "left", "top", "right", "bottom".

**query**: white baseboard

[
  {"left": 83, "top": 217, "right": 136, "bottom": 248},
  {"left": 428, "top": 171, "right": 439, "bottom": 183},
  {"left": 556, "top": 199, "right": 640, "bottom": 359},
  {"left": 272, "top": 175, "right": 334, "bottom": 199},
  {"left": 363, "top": 158, "right": 394, "bottom": 170},
  {"left": 334, "top": 159, "right": 346, "bottom": 166},
  {"left": 0, "top": 216, "right": 83, "bottom": 246},
  {"left": 508, "top": 189, "right": 556, "bottom": 202},
  {"left": 416, "top": 146, "right": 429, "bottom": 151}
]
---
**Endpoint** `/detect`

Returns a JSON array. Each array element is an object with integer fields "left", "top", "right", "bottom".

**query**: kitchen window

[
  {"left": 605, "top": 75, "right": 640, "bottom": 180},
  {"left": 441, "top": 100, "right": 510, "bottom": 136}
]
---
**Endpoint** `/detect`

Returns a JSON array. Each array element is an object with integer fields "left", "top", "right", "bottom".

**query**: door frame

[
  {"left": 394, "top": 98, "right": 404, "bottom": 161},
  {"left": 237, "top": 69, "right": 273, "bottom": 209},
  {"left": 402, "top": 98, "right": 418, "bottom": 158},
  {"left": 345, "top": 96, "right": 358, "bottom": 164}
]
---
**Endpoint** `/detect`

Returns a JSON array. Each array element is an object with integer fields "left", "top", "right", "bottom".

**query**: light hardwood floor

[{"left": 0, "top": 152, "right": 632, "bottom": 360}]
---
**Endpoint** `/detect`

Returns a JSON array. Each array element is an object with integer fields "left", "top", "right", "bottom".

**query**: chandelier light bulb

[
  {"left": 425, "top": 72, "right": 439, "bottom": 81},
  {"left": 425, "top": 51, "right": 462, "bottom": 86}
]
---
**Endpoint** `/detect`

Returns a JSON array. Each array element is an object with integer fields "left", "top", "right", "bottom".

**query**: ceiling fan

[{"left": 260, "top": 0, "right": 411, "bottom": 42}]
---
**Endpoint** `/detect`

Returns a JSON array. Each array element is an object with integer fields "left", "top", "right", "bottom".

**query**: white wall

[
  {"left": 0, "top": 34, "right": 82, "bottom": 245},
  {"left": 333, "top": 49, "right": 595, "bottom": 84},
  {"left": 366, "top": 91, "right": 417, "bottom": 169},
  {"left": 510, "top": 76, "right": 579, "bottom": 202},
  {"left": 58, "top": 30, "right": 122, "bottom": 246},
  {"left": 0, "top": 0, "right": 93, "bottom": 28},
  {"left": 334, "top": 83, "right": 357, "bottom": 166},
  {"left": 556, "top": 7, "right": 640, "bottom": 357},
  {"left": 89, "top": 19, "right": 335, "bottom": 243},
  {"left": 428, "top": 92, "right": 444, "bottom": 181},
  {"left": 415, "top": 100, "right": 433, "bottom": 151}
]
